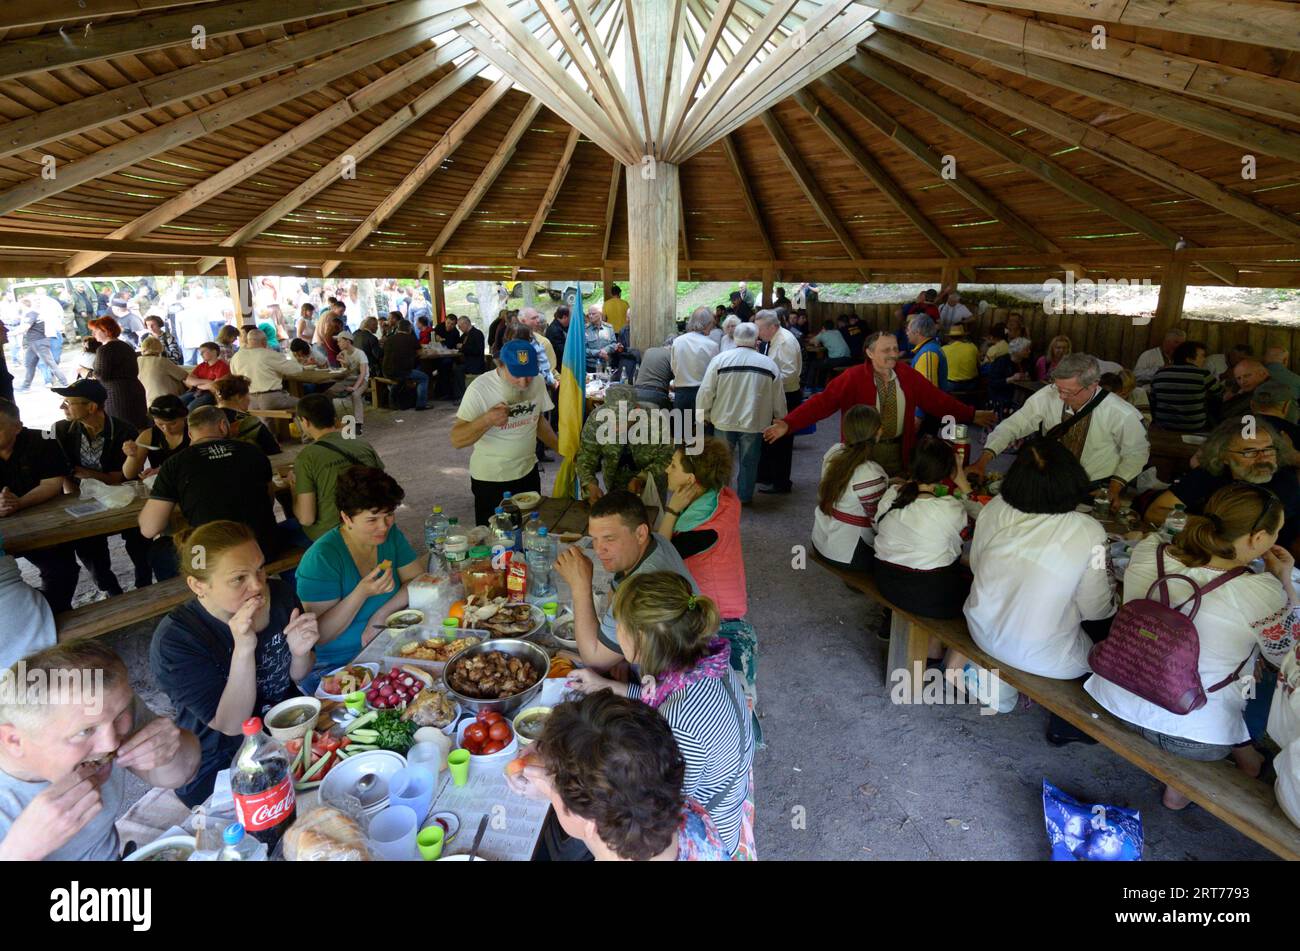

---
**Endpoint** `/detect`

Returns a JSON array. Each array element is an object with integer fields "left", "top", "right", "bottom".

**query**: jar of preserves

[{"left": 462, "top": 546, "right": 505, "bottom": 600}]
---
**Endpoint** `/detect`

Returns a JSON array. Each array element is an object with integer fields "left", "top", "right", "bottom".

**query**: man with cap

[
  {"left": 326, "top": 330, "right": 370, "bottom": 428},
  {"left": 574, "top": 384, "right": 674, "bottom": 502},
  {"left": 50, "top": 379, "right": 156, "bottom": 595},
  {"left": 942, "top": 323, "right": 980, "bottom": 402},
  {"left": 451, "top": 339, "right": 558, "bottom": 526}
]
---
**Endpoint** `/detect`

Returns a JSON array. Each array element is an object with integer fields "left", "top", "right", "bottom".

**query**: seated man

[
  {"left": 1251, "top": 380, "right": 1300, "bottom": 459},
  {"left": 0, "top": 543, "right": 56, "bottom": 669},
  {"left": 805, "top": 320, "right": 852, "bottom": 389},
  {"left": 139, "top": 405, "right": 281, "bottom": 562},
  {"left": 552, "top": 490, "right": 697, "bottom": 673},
  {"left": 228, "top": 327, "right": 305, "bottom": 410},
  {"left": 0, "top": 640, "right": 200, "bottom": 860},
  {"left": 380, "top": 318, "right": 429, "bottom": 411},
  {"left": 1264, "top": 345, "right": 1300, "bottom": 401},
  {"left": 1149, "top": 339, "right": 1223, "bottom": 432},
  {"left": 1218, "top": 358, "right": 1272, "bottom": 423},
  {"left": 1133, "top": 328, "right": 1187, "bottom": 386},
  {"left": 1144, "top": 417, "right": 1300, "bottom": 553},
  {"left": 289, "top": 394, "right": 384, "bottom": 542},
  {"left": 968, "top": 353, "right": 1149, "bottom": 507},
  {"left": 574, "top": 385, "right": 674, "bottom": 502},
  {"left": 941, "top": 324, "right": 980, "bottom": 400},
  {"left": 512, "top": 689, "right": 728, "bottom": 861},
  {"left": 454, "top": 315, "right": 486, "bottom": 396},
  {"left": 327, "top": 331, "right": 370, "bottom": 427}
]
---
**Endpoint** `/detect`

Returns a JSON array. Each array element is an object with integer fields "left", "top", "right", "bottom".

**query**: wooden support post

[
  {"left": 225, "top": 256, "right": 253, "bottom": 325},
  {"left": 1153, "top": 250, "right": 1190, "bottom": 346},
  {"left": 762, "top": 269, "right": 775, "bottom": 308},
  {"left": 940, "top": 262, "right": 960, "bottom": 292},
  {"left": 625, "top": 163, "right": 680, "bottom": 354},
  {"left": 601, "top": 268, "right": 612, "bottom": 301},
  {"left": 431, "top": 261, "right": 446, "bottom": 322}
]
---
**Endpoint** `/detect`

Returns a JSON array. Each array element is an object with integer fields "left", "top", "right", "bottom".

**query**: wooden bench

[
  {"left": 369, "top": 376, "right": 399, "bottom": 410},
  {"left": 54, "top": 548, "right": 306, "bottom": 642},
  {"left": 810, "top": 549, "right": 1300, "bottom": 861},
  {"left": 248, "top": 407, "right": 295, "bottom": 441}
]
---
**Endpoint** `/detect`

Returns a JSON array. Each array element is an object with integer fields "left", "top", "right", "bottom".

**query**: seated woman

[
  {"left": 569, "top": 572, "right": 756, "bottom": 859},
  {"left": 216, "top": 323, "right": 240, "bottom": 363},
  {"left": 965, "top": 437, "right": 1115, "bottom": 683},
  {"left": 136, "top": 335, "right": 190, "bottom": 407},
  {"left": 575, "top": 384, "right": 674, "bottom": 502},
  {"left": 1086, "top": 484, "right": 1300, "bottom": 809},
  {"left": 122, "top": 394, "right": 190, "bottom": 480},
  {"left": 211, "top": 373, "right": 281, "bottom": 456},
  {"left": 872, "top": 436, "right": 972, "bottom": 621},
  {"left": 149, "top": 521, "right": 318, "bottom": 807},
  {"left": 811, "top": 405, "right": 888, "bottom": 573},
  {"left": 518, "top": 690, "right": 729, "bottom": 861},
  {"left": 76, "top": 336, "right": 100, "bottom": 380},
  {"left": 295, "top": 466, "right": 422, "bottom": 684},
  {"left": 1036, "top": 334, "right": 1072, "bottom": 382}
]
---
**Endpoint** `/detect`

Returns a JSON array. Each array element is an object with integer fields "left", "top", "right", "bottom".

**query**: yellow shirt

[
  {"left": 983, "top": 339, "right": 1009, "bottom": 364},
  {"left": 943, "top": 339, "right": 979, "bottom": 382},
  {"left": 603, "top": 297, "right": 629, "bottom": 332}
]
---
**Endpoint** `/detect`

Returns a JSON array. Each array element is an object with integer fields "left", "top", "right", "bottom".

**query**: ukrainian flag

[{"left": 551, "top": 288, "right": 586, "bottom": 499}]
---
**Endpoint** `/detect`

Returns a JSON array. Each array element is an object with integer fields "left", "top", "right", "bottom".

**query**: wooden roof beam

[
  {"left": 601, "top": 160, "right": 621, "bottom": 261},
  {"left": 847, "top": 49, "right": 1248, "bottom": 282},
  {"left": 561, "top": 0, "right": 644, "bottom": 149},
  {"left": 759, "top": 110, "right": 868, "bottom": 280},
  {"left": 820, "top": 70, "right": 1060, "bottom": 255},
  {"left": 720, "top": 134, "right": 775, "bottom": 261},
  {"left": 0, "top": 0, "right": 399, "bottom": 81},
  {"left": 517, "top": 125, "right": 582, "bottom": 259},
  {"left": 975, "top": 0, "right": 1300, "bottom": 53},
  {"left": 0, "top": 1, "right": 211, "bottom": 30},
  {"left": 662, "top": 0, "right": 738, "bottom": 157},
  {"left": 792, "top": 88, "right": 971, "bottom": 279},
  {"left": 870, "top": 0, "right": 1300, "bottom": 123},
  {"left": 862, "top": 33, "right": 1300, "bottom": 249}
]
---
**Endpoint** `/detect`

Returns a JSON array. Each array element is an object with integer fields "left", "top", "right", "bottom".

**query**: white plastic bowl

[
  {"left": 314, "top": 662, "right": 380, "bottom": 701},
  {"left": 321, "top": 749, "right": 407, "bottom": 815},
  {"left": 455, "top": 716, "right": 519, "bottom": 771}
]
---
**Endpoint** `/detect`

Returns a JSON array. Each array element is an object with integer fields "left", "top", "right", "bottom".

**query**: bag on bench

[{"left": 1088, "top": 543, "right": 1252, "bottom": 715}]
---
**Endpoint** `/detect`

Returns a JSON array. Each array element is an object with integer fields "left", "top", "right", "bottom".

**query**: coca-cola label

[{"left": 234, "top": 775, "right": 295, "bottom": 832}]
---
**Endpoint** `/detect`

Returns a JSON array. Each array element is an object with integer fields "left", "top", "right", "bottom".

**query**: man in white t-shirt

[
  {"left": 327, "top": 330, "right": 370, "bottom": 427},
  {"left": 452, "top": 339, "right": 557, "bottom": 525}
]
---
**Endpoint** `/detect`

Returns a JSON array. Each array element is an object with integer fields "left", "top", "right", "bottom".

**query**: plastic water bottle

[
  {"left": 526, "top": 526, "right": 557, "bottom": 602},
  {"left": 424, "top": 505, "right": 449, "bottom": 552},
  {"left": 489, "top": 506, "right": 513, "bottom": 555},
  {"left": 1162, "top": 503, "right": 1188, "bottom": 542},
  {"left": 218, "top": 822, "right": 266, "bottom": 861},
  {"left": 523, "top": 511, "right": 542, "bottom": 551},
  {"left": 500, "top": 492, "right": 522, "bottom": 551}
]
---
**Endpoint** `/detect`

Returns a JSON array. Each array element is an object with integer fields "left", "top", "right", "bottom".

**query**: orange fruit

[{"left": 448, "top": 600, "right": 466, "bottom": 619}]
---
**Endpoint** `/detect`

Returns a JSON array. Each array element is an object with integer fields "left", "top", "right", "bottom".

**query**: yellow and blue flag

[{"left": 551, "top": 288, "right": 586, "bottom": 499}]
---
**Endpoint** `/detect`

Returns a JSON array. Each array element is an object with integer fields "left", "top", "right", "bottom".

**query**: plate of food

[
  {"left": 384, "top": 633, "right": 483, "bottom": 676},
  {"left": 442, "top": 639, "right": 548, "bottom": 715},
  {"left": 456, "top": 596, "right": 545, "bottom": 640},
  {"left": 511, "top": 491, "right": 541, "bottom": 511},
  {"left": 315, "top": 662, "right": 380, "bottom": 700}
]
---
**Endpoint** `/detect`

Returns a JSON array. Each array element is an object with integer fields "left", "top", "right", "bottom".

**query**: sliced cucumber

[
  {"left": 344, "top": 743, "right": 376, "bottom": 751},
  {"left": 294, "top": 779, "right": 322, "bottom": 791},
  {"left": 301, "top": 750, "right": 333, "bottom": 782},
  {"left": 345, "top": 711, "right": 378, "bottom": 734},
  {"left": 348, "top": 729, "right": 379, "bottom": 742}
]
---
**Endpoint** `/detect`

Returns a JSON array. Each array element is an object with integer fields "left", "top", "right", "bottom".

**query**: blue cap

[
  {"left": 499, "top": 339, "right": 540, "bottom": 377},
  {"left": 223, "top": 823, "right": 245, "bottom": 846}
]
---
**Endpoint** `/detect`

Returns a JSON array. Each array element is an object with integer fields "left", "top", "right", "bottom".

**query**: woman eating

[
  {"left": 811, "top": 405, "right": 888, "bottom": 573},
  {"left": 568, "top": 571, "right": 756, "bottom": 858},
  {"left": 122, "top": 394, "right": 190, "bottom": 480},
  {"left": 295, "top": 466, "right": 422, "bottom": 683},
  {"left": 150, "top": 520, "right": 318, "bottom": 807},
  {"left": 211, "top": 374, "right": 281, "bottom": 455},
  {"left": 88, "top": 316, "right": 149, "bottom": 428},
  {"left": 1086, "top": 484, "right": 1300, "bottom": 809}
]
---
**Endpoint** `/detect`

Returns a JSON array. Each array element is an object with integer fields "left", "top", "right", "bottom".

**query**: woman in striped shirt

[
  {"left": 568, "top": 572, "right": 756, "bottom": 858},
  {"left": 812, "top": 405, "right": 889, "bottom": 572}
]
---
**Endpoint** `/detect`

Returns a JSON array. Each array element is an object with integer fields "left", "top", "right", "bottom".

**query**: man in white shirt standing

[
  {"left": 1133, "top": 328, "right": 1187, "bottom": 386},
  {"left": 755, "top": 309, "right": 803, "bottom": 494},
  {"left": 697, "top": 322, "right": 786, "bottom": 504},
  {"left": 228, "top": 328, "right": 306, "bottom": 409},
  {"left": 451, "top": 339, "right": 558, "bottom": 526},
  {"left": 669, "top": 307, "right": 719, "bottom": 415},
  {"left": 968, "top": 352, "right": 1149, "bottom": 507},
  {"left": 937, "top": 290, "right": 972, "bottom": 335}
]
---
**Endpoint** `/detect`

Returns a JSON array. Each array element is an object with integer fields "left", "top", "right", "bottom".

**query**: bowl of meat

[
  {"left": 441, "top": 639, "right": 549, "bottom": 716},
  {"left": 457, "top": 597, "right": 546, "bottom": 641}
]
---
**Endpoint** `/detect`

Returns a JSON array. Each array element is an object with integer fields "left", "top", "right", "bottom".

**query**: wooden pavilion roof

[{"left": 0, "top": 0, "right": 1296, "bottom": 286}]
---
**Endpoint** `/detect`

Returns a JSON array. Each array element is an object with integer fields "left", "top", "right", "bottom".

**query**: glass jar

[{"left": 462, "top": 546, "right": 505, "bottom": 600}]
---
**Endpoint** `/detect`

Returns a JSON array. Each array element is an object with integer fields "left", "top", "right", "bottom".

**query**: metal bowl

[{"left": 441, "top": 638, "right": 549, "bottom": 716}]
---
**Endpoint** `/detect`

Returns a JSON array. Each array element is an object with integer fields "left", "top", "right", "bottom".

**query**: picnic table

[
  {"left": 1011, "top": 378, "right": 1045, "bottom": 406},
  {"left": 286, "top": 367, "right": 347, "bottom": 398},
  {"left": 1146, "top": 426, "right": 1204, "bottom": 481},
  {"left": 4, "top": 444, "right": 305, "bottom": 555}
]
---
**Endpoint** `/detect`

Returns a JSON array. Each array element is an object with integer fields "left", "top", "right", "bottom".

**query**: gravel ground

[{"left": 12, "top": 360, "right": 1279, "bottom": 860}]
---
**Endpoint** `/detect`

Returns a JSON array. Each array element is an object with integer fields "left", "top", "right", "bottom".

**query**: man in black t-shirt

[
  {"left": 0, "top": 398, "right": 80, "bottom": 612},
  {"left": 139, "top": 405, "right": 279, "bottom": 558}
]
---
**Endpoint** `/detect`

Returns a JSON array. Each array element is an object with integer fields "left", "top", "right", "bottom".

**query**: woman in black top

[
  {"left": 89, "top": 316, "right": 148, "bottom": 428},
  {"left": 211, "top": 374, "right": 282, "bottom": 456},
  {"left": 123, "top": 394, "right": 190, "bottom": 480}
]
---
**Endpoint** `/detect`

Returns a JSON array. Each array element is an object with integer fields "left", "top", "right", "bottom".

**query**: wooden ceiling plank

[
  {"left": 602, "top": 159, "right": 621, "bottom": 260},
  {"left": 0, "top": 1, "right": 213, "bottom": 30},
  {"left": 517, "top": 124, "right": 582, "bottom": 259}
]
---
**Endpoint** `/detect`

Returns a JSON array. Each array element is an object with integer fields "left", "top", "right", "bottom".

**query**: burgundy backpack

[{"left": 1088, "top": 544, "right": 1253, "bottom": 715}]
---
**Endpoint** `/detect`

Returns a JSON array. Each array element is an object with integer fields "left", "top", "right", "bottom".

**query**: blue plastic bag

[{"left": 1042, "top": 779, "right": 1143, "bottom": 861}]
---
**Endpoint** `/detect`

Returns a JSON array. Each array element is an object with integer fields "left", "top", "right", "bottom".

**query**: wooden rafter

[
  {"left": 0, "top": 1, "right": 211, "bottom": 30},
  {"left": 662, "top": 0, "right": 738, "bottom": 157},
  {"left": 759, "top": 110, "right": 867, "bottom": 279},
  {"left": 533, "top": 0, "right": 638, "bottom": 148},
  {"left": 426, "top": 99, "right": 545, "bottom": 257},
  {"left": 975, "top": 0, "right": 1300, "bottom": 53},
  {"left": 602, "top": 160, "right": 622, "bottom": 261},
  {"left": 870, "top": 0, "right": 1300, "bottom": 123},
  {"left": 562, "top": 0, "right": 642, "bottom": 149},
  {"left": 654, "top": 0, "right": 689, "bottom": 148},
  {"left": 517, "top": 125, "right": 582, "bottom": 260},
  {"left": 719, "top": 134, "right": 775, "bottom": 260},
  {"left": 792, "top": 88, "right": 970, "bottom": 277},
  {"left": 820, "top": 71, "right": 1061, "bottom": 255},
  {"left": 847, "top": 50, "right": 1258, "bottom": 280},
  {"left": 620, "top": 0, "right": 655, "bottom": 152},
  {"left": 860, "top": 35, "right": 1300, "bottom": 271},
  {"left": 0, "top": 0, "right": 399, "bottom": 81}
]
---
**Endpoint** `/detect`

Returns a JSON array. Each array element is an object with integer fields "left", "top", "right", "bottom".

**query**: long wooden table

[
  {"left": 4, "top": 444, "right": 305, "bottom": 555},
  {"left": 286, "top": 367, "right": 348, "bottom": 399},
  {"left": 1147, "top": 426, "right": 1204, "bottom": 481}
]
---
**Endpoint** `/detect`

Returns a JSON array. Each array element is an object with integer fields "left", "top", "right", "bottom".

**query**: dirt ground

[{"left": 10, "top": 345, "right": 1279, "bottom": 860}]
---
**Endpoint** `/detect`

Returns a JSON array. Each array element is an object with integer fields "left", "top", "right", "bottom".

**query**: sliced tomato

[
  {"left": 322, "top": 736, "right": 341, "bottom": 753},
  {"left": 339, "top": 737, "right": 352, "bottom": 749}
]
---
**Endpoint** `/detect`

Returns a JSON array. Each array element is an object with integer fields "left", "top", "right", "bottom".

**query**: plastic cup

[
  {"left": 447, "top": 749, "right": 470, "bottom": 786},
  {"left": 417, "top": 824, "right": 445, "bottom": 861},
  {"left": 389, "top": 765, "right": 435, "bottom": 824},
  {"left": 368, "top": 805, "right": 418, "bottom": 861},
  {"left": 344, "top": 691, "right": 366, "bottom": 715},
  {"left": 407, "top": 741, "right": 444, "bottom": 775}
]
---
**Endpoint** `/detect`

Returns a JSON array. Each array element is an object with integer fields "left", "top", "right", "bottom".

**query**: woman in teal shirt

[{"left": 296, "top": 466, "right": 422, "bottom": 683}]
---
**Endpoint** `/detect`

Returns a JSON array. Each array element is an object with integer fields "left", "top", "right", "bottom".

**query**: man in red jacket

[{"left": 764, "top": 331, "right": 996, "bottom": 475}]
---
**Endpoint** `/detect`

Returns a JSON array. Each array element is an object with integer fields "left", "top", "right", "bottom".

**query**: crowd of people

[{"left": 2, "top": 274, "right": 1299, "bottom": 862}]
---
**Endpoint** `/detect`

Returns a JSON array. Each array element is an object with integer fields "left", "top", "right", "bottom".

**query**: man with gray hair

[
  {"left": 670, "top": 307, "right": 719, "bottom": 414},
  {"left": 906, "top": 313, "right": 947, "bottom": 395},
  {"left": 228, "top": 326, "right": 304, "bottom": 409},
  {"left": 697, "top": 323, "right": 786, "bottom": 503},
  {"left": 755, "top": 309, "right": 803, "bottom": 494},
  {"left": 1134, "top": 327, "right": 1188, "bottom": 386},
  {"left": 969, "top": 352, "right": 1149, "bottom": 507}
]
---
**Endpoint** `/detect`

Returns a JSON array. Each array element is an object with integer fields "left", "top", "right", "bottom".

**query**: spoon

[{"left": 353, "top": 772, "right": 385, "bottom": 807}]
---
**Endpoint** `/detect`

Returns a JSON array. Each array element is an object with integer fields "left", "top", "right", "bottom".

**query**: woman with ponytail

[
  {"left": 1086, "top": 484, "right": 1300, "bottom": 809},
  {"left": 812, "top": 404, "right": 889, "bottom": 572},
  {"left": 567, "top": 571, "right": 756, "bottom": 858},
  {"left": 873, "top": 436, "right": 973, "bottom": 620}
]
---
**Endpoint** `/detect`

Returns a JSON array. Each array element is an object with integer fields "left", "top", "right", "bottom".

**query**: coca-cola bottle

[{"left": 230, "top": 717, "right": 296, "bottom": 851}]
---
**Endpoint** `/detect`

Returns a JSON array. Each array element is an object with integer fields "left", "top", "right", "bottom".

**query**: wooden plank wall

[{"left": 806, "top": 301, "right": 1290, "bottom": 368}]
